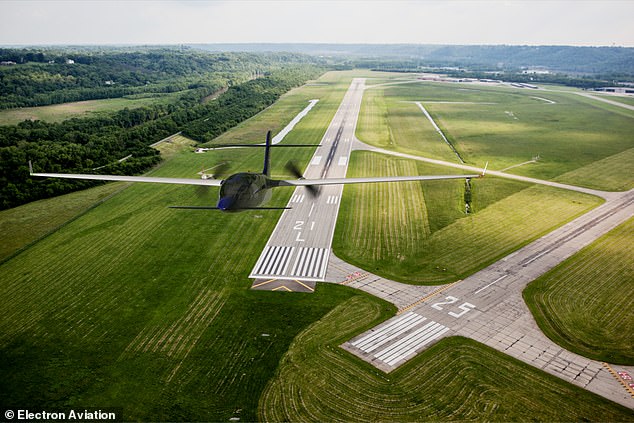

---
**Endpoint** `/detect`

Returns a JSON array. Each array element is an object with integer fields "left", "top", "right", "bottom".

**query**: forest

[
  {"left": 196, "top": 43, "right": 634, "bottom": 77},
  {"left": 0, "top": 48, "right": 325, "bottom": 209}
]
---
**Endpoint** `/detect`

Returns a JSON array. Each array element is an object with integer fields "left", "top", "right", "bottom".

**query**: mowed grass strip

[
  {"left": 259, "top": 295, "right": 633, "bottom": 421},
  {"left": 334, "top": 151, "right": 602, "bottom": 284},
  {"left": 524, "top": 217, "right": 634, "bottom": 364},
  {"left": 0, "top": 183, "right": 124, "bottom": 262},
  {"left": 0, "top": 94, "right": 180, "bottom": 125},
  {"left": 555, "top": 146, "right": 634, "bottom": 191},
  {"left": 335, "top": 153, "right": 432, "bottom": 263}
]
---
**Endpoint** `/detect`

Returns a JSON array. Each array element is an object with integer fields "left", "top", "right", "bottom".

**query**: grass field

[
  {"left": 555, "top": 146, "right": 634, "bottom": 191},
  {"left": 1, "top": 70, "right": 630, "bottom": 421},
  {"left": 357, "top": 81, "right": 634, "bottom": 190},
  {"left": 0, "top": 72, "right": 353, "bottom": 421},
  {"left": 356, "top": 87, "right": 461, "bottom": 162},
  {"left": 593, "top": 93, "right": 634, "bottom": 107},
  {"left": 0, "top": 93, "right": 181, "bottom": 125},
  {"left": 202, "top": 71, "right": 349, "bottom": 150},
  {"left": 523, "top": 217, "right": 634, "bottom": 365},
  {"left": 0, "top": 183, "right": 124, "bottom": 263},
  {"left": 333, "top": 151, "right": 602, "bottom": 284},
  {"left": 259, "top": 295, "right": 633, "bottom": 421}
]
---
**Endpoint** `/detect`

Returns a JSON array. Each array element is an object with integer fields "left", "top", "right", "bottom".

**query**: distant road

[{"left": 573, "top": 92, "right": 634, "bottom": 112}]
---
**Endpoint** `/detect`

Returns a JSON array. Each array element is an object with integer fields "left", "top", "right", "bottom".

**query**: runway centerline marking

[{"left": 474, "top": 274, "right": 509, "bottom": 294}]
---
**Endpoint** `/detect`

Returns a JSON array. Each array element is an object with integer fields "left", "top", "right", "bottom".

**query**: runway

[
  {"left": 249, "top": 78, "right": 365, "bottom": 284},
  {"left": 341, "top": 188, "right": 634, "bottom": 408},
  {"left": 249, "top": 76, "right": 634, "bottom": 407}
]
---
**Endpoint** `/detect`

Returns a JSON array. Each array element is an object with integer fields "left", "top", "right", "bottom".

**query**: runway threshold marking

[{"left": 350, "top": 312, "right": 450, "bottom": 367}]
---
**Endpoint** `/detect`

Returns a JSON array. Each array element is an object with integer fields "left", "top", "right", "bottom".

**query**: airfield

[
  {"left": 246, "top": 76, "right": 634, "bottom": 407},
  {"left": 1, "top": 70, "right": 633, "bottom": 420}
]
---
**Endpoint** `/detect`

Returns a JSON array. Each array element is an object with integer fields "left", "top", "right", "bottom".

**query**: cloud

[{"left": 0, "top": 0, "right": 632, "bottom": 46}]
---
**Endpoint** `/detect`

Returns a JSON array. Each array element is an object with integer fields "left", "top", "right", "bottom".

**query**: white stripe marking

[
  {"left": 351, "top": 312, "right": 418, "bottom": 347},
  {"left": 360, "top": 315, "right": 426, "bottom": 353},
  {"left": 385, "top": 327, "right": 450, "bottom": 366},
  {"left": 375, "top": 322, "right": 438, "bottom": 361},
  {"left": 474, "top": 274, "right": 509, "bottom": 294}
]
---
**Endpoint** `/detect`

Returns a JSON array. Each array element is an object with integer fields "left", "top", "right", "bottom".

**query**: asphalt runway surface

[{"left": 249, "top": 78, "right": 365, "bottom": 284}]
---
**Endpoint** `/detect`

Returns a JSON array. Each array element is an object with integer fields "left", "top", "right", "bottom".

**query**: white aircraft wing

[
  {"left": 30, "top": 172, "right": 224, "bottom": 186},
  {"left": 277, "top": 174, "right": 480, "bottom": 186}
]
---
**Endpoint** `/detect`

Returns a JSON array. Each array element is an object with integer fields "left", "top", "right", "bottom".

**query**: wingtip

[{"left": 28, "top": 160, "right": 33, "bottom": 175}]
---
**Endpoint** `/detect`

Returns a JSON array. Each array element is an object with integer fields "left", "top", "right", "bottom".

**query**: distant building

[
  {"left": 522, "top": 67, "right": 550, "bottom": 75},
  {"left": 0, "top": 61, "right": 17, "bottom": 66},
  {"left": 104, "top": 80, "right": 115, "bottom": 85},
  {"left": 594, "top": 87, "right": 634, "bottom": 94},
  {"left": 65, "top": 59, "right": 75, "bottom": 64}
]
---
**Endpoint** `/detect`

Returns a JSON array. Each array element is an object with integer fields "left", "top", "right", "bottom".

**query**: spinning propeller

[{"left": 285, "top": 161, "right": 319, "bottom": 197}]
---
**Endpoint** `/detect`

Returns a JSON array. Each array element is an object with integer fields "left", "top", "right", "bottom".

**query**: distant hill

[{"left": 191, "top": 43, "right": 634, "bottom": 76}]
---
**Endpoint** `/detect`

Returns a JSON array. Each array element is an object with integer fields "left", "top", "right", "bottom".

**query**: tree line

[
  {"left": 0, "top": 48, "right": 323, "bottom": 109},
  {"left": 0, "top": 50, "right": 324, "bottom": 210}
]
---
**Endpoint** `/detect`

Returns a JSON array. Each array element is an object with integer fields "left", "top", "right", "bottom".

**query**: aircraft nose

[{"left": 217, "top": 197, "right": 234, "bottom": 211}]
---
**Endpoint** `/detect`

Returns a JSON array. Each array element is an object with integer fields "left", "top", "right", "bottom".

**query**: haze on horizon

[{"left": 1, "top": 0, "right": 633, "bottom": 48}]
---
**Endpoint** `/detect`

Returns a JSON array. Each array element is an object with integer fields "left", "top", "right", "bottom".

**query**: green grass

[
  {"left": 0, "top": 183, "right": 124, "bottom": 262},
  {"left": 259, "top": 295, "right": 633, "bottom": 421},
  {"left": 356, "top": 87, "right": 460, "bottom": 162},
  {"left": 555, "top": 146, "right": 634, "bottom": 191},
  {"left": 0, "top": 71, "right": 355, "bottom": 421},
  {"left": 0, "top": 134, "right": 195, "bottom": 264},
  {"left": 202, "top": 71, "right": 350, "bottom": 150},
  {"left": 594, "top": 93, "right": 634, "bottom": 107},
  {"left": 1, "top": 70, "right": 628, "bottom": 421},
  {"left": 0, "top": 151, "right": 333, "bottom": 422},
  {"left": 0, "top": 93, "right": 181, "bottom": 125},
  {"left": 523, "top": 217, "right": 634, "bottom": 364},
  {"left": 333, "top": 151, "right": 602, "bottom": 285},
  {"left": 358, "top": 80, "right": 634, "bottom": 190}
]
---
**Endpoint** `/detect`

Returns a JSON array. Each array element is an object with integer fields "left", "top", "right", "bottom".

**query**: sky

[{"left": 1, "top": 0, "right": 633, "bottom": 47}]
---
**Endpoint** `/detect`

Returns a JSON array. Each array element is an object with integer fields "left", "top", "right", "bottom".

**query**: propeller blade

[
  {"left": 199, "top": 161, "right": 230, "bottom": 179},
  {"left": 195, "top": 161, "right": 228, "bottom": 199},
  {"left": 285, "top": 161, "right": 319, "bottom": 197},
  {"left": 285, "top": 160, "right": 304, "bottom": 179}
]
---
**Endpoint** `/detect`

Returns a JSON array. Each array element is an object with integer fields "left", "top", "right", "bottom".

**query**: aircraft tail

[{"left": 263, "top": 130, "right": 272, "bottom": 177}]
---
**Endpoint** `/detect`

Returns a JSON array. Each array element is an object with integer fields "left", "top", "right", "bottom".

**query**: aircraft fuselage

[{"left": 217, "top": 172, "right": 273, "bottom": 211}]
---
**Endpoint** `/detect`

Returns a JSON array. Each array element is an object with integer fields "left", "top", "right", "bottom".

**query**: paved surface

[
  {"left": 341, "top": 188, "right": 634, "bottom": 408},
  {"left": 250, "top": 77, "right": 634, "bottom": 408},
  {"left": 249, "top": 79, "right": 365, "bottom": 283}
]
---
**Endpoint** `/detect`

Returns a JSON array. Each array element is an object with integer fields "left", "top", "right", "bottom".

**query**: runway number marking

[
  {"left": 431, "top": 296, "right": 476, "bottom": 318},
  {"left": 431, "top": 296, "right": 458, "bottom": 310},
  {"left": 448, "top": 302, "right": 476, "bottom": 318},
  {"left": 294, "top": 220, "right": 305, "bottom": 242}
]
